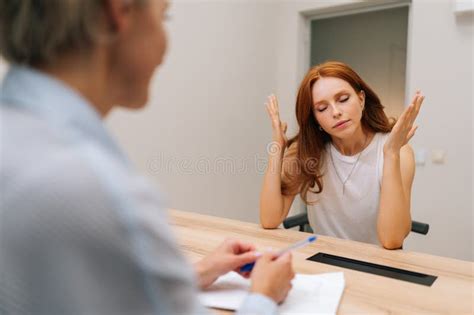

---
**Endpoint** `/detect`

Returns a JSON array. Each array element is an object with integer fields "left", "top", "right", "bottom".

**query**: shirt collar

[{"left": 0, "top": 65, "right": 129, "bottom": 165}]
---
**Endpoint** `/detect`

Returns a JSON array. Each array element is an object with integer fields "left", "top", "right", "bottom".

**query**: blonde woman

[{"left": 0, "top": 1, "right": 293, "bottom": 314}]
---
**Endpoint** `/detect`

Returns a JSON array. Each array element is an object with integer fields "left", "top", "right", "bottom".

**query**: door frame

[{"left": 296, "top": 0, "right": 412, "bottom": 105}]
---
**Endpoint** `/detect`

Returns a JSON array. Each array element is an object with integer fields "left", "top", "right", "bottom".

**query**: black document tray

[{"left": 307, "top": 252, "right": 437, "bottom": 286}]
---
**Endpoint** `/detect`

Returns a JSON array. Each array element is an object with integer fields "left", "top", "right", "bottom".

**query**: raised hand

[
  {"left": 384, "top": 91, "right": 425, "bottom": 154},
  {"left": 265, "top": 94, "right": 288, "bottom": 149}
]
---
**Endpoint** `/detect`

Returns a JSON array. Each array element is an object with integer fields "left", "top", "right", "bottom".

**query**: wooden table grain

[{"left": 169, "top": 209, "right": 474, "bottom": 314}]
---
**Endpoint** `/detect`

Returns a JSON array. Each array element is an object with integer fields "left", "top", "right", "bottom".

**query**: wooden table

[{"left": 169, "top": 209, "right": 473, "bottom": 314}]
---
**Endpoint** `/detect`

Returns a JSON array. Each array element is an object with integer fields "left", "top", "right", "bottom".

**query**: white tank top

[{"left": 306, "top": 132, "right": 389, "bottom": 245}]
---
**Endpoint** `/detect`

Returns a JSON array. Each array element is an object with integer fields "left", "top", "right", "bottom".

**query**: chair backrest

[{"left": 283, "top": 212, "right": 429, "bottom": 235}]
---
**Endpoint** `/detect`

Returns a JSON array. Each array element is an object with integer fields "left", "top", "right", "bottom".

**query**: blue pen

[{"left": 240, "top": 235, "right": 317, "bottom": 272}]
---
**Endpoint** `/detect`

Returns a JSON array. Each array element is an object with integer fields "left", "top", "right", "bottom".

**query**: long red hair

[{"left": 282, "top": 61, "right": 394, "bottom": 203}]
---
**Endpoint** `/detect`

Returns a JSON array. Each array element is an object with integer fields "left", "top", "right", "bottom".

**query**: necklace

[{"left": 329, "top": 134, "right": 369, "bottom": 195}]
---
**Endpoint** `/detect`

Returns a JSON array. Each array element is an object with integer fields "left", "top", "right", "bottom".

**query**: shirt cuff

[{"left": 236, "top": 293, "right": 278, "bottom": 315}]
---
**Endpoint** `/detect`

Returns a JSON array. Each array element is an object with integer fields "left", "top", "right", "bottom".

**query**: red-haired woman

[{"left": 260, "top": 61, "right": 424, "bottom": 249}]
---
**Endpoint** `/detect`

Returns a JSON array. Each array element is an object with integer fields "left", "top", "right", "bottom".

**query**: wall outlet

[
  {"left": 431, "top": 149, "right": 446, "bottom": 164},
  {"left": 415, "top": 148, "right": 427, "bottom": 166}
]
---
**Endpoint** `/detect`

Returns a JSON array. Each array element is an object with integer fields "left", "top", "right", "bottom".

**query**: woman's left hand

[{"left": 384, "top": 91, "right": 425, "bottom": 154}]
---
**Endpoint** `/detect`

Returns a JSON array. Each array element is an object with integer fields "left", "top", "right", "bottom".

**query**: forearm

[
  {"left": 260, "top": 150, "right": 286, "bottom": 228},
  {"left": 378, "top": 152, "right": 412, "bottom": 249}
]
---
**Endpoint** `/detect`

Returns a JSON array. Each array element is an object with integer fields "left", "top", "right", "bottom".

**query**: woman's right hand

[
  {"left": 265, "top": 94, "right": 288, "bottom": 150},
  {"left": 249, "top": 252, "right": 295, "bottom": 304}
]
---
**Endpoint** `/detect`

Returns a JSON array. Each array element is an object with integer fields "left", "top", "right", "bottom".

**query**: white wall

[
  {"left": 404, "top": 0, "right": 473, "bottom": 261},
  {"left": 272, "top": 0, "right": 473, "bottom": 261},
  {"left": 106, "top": 1, "right": 279, "bottom": 222}
]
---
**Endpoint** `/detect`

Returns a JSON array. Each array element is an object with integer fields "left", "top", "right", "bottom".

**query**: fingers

[
  {"left": 412, "top": 93, "right": 424, "bottom": 124},
  {"left": 406, "top": 125, "right": 418, "bottom": 142},
  {"left": 403, "top": 100, "right": 423, "bottom": 143},
  {"left": 407, "top": 91, "right": 423, "bottom": 126},
  {"left": 395, "top": 102, "right": 413, "bottom": 131},
  {"left": 249, "top": 250, "right": 295, "bottom": 304},
  {"left": 220, "top": 239, "right": 260, "bottom": 271},
  {"left": 396, "top": 90, "right": 424, "bottom": 134},
  {"left": 402, "top": 97, "right": 416, "bottom": 120},
  {"left": 275, "top": 252, "right": 292, "bottom": 263},
  {"left": 409, "top": 91, "right": 419, "bottom": 108},
  {"left": 414, "top": 90, "right": 425, "bottom": 110},
  {"left": 269, "top": 94, "right": 279, "bottom": 112},
  {"left": 259, "top": 251, "right": 279, "bottom": 262},
  {"left": 227, "top": 239, "right": 256, "bottom": 254},
  {"left": 396, "top": 91, "right": 419, "bottom": 126},
  {"left": 265, "top": 94, "right": 282, "bottom": 128},
  {"left": 273, "top": 94, "right": 280, "bottom": 113},
  {"left": 237, "top": 242, "right": 256, "bottom": 253},
  {"left": 265, "top": 94, "right": 280, "bottom": 116},
  {"left": 233, "top": 251, "right": 260, "bottom": 268},
  {"left": 275, "top": 252, "right": 295, "bottom": 279},
  {"left": 265, "top": 102, "right": 272, "bottom": 118},
  {"left": 256, "top": 251, "right": 294, "bottom": 283},
  {"left": 266, "top": 95, "right": 278, "bottom": 114},
  {"left": 265, "top": 101, "right": 278, "bottom": 123},
  {"left": 402, "top": 103, "right": 416, "bottom": 129}
]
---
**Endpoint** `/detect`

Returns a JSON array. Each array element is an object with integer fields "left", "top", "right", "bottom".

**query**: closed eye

[
  {"left": 339, "top": 95, "right": 349, "bottom": 103},
  {"left": 316, "top": 106, "right": 327, "bottom": 112}
]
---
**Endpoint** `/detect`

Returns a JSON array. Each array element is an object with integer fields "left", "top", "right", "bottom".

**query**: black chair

[{"left": 283, "top": 212, "right": 429, "bottom": 235}]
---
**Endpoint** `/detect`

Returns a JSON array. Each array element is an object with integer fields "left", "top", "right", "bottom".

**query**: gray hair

[{"left": 0, "top": 0, "right": 109, "bottom": 66}]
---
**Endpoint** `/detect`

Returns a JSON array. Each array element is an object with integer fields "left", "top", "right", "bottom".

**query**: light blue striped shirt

[{"left": 0, "top": 66, "right": 277, "bottom": 315}]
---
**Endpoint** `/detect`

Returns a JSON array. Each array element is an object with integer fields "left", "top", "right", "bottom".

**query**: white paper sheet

[{"left": 199, "top": 271, "right": 345, "bottom": 314}]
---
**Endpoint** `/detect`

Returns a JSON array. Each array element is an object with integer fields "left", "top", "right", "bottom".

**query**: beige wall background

[
  {"left": 105, "top": 1, "right": 279, "bottom": 222},
  {"left": 1, "top": 0, "right": 472, "bottom": 261},
  {"left": 271, "top": 0, "right": 473, "bottom": 262}
]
